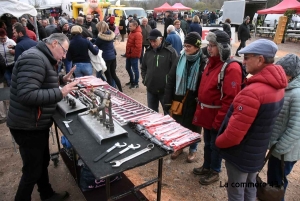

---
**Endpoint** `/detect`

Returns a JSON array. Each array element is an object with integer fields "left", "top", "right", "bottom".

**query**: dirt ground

[{"left": 1, "top": 24, "right": 300, "bottom": 201}]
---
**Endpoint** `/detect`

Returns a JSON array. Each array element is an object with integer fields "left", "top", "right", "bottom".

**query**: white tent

[{"left": 0, "top": 0, "right": 37, "bottom": 17}]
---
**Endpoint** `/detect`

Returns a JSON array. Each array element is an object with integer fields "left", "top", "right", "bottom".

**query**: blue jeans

[
  {"left": 125, "top": 58, "right": 139, "bottom": 85},
  {"left": 74, "top": 62, "right": 93, "bottom": 78},
  {"left": 147, "top": 91, "right": 167, "bottom": 115},
  {"left": 203, "top": 128, "right": 222, "bottom": 172},
  {"left": 267, "top": 155, "right": 297, "bottom": 201},
  {"left": 4, "top": 70, "right": 12, "bottom": 86}
]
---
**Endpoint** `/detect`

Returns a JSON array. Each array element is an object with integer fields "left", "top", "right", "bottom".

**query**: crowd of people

[{"left": 0, "top": 9, "right": 299, "bottom": 201}]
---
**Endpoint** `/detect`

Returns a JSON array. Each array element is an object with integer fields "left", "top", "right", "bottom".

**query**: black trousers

[
  {"left": 104, "top": 59, "right": 123, "bottom": 92},
  {"left": 236, "top": 40, "right": 246, "bottom": 54},
  {"left": 10, "top": 128, "right": 54, "bottom": 201}
]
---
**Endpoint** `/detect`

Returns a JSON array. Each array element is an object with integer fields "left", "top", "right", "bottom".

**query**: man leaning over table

[{"left": 7, "top": 33, "right": 79, "bottom": 201}]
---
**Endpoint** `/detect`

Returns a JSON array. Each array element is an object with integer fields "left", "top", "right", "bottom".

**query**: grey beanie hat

[
  {"left": 206, "top": 29, "right": 231, "bottom": 62},
  {"left": 276, "top": 54, "right": 300, "bottom": 78},
  {"left": 59, "top": 17, "right": 68, "bottom": 27}
]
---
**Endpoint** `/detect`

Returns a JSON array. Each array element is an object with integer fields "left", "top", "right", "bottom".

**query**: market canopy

[
  {"left": 172, "top": 3, "right": 192, "bottom": 11},
  {"left": 154, "top": 3, "right": 177, "bottom": 12},
  {"left": 0, "top": 0, "right": 37, "bottom": 17},
  {"left": 257, "top": 0, "right": 300, "bottom": 14}
]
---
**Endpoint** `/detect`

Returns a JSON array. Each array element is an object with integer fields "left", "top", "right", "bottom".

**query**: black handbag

[{"left": 256, "top": 144, "right": 285, "bottom": 201}]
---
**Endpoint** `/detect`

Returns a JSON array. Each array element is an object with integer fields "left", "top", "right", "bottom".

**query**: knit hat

[
  {"left": 71, "top": 25, "right": 82, "bottom": 34},
  {"left": 184, "top": 32, "right": 201, "bottom": 48},
  {"left": 206, "top": 29, "right": 231, "bottom": 61},
  {"left": 276, "top": 54, "right": 300, "bottom": 78},
  {"left": 59, "top": 17, "right": 68, "bottom": 27}
]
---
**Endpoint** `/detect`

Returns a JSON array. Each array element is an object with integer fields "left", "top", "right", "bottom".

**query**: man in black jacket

[
  {"left": 141, "top": 29, "right": 178, "bottom": 114},
  {"left": 163, "top": 11, "right": 174, "bottom": 38},
  {"left": 84, "top": 14, "right": 98, "bottom": 38},
  {"left": 235, "top": 16, "right": 251, "bottom": 57},
  {"left": 7, "top": 33, "right": 79, "bottom": 201}
]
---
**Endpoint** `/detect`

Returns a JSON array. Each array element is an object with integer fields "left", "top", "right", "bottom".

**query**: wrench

[
  {"left": 62, "top": 119, "right": 74, "bottom": 135},
  {"left": 104, "top": 144, "right": 141, "bottom": 162},
  {"left": 110, "top": 144, "right": 154, "bottom": 167},
  {"left": 93, "top": 142, "right": 127, "bottom": 162}
]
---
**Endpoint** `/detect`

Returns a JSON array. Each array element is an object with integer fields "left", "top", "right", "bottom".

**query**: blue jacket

[
  {"left": 165, "top": 31, "right": 183, "bottom": 55},
  {"left": 67, "top": 34, "right": 98, "bottom": 63},
  {"left": 188, "top": 23, "right": 202, "bottom": 37},
  {"left": 14, "top": 36, "right": 37, "bottom": 61},
  {"left": 94, "top": 30, "right": 116, "bottom": 61},
  {"left": 216, "top": 64, "right": 287, "bottom": 173}
]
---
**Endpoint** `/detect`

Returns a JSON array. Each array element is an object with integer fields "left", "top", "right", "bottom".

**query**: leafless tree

[{"left": 28, "top": 0, "right": 46, "bottom": 8}]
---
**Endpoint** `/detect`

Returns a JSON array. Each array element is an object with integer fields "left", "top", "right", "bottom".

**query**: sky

[{"left": 19, "top": 0, "right": 63, "bottom": 5}]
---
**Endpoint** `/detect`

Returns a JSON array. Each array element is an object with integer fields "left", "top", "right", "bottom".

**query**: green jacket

[{"left": 180, "top": 19, "right": 189, "bottom": 36}]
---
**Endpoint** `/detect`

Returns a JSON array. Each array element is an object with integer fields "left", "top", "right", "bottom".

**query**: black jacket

[
  {"left": 141, "top": 41, "right": 178, "bottom": 94},
  {"left": 164, "top": 16, "right": 174, "bottom": 38},
  {"left": 7, "top": 41, "right": 63, "bottom": 130},
  {"left": 85, "top": 21, "right": 98, "bottom": 38},
  {"left": 119, "top": 19, "right": 127, "bottom": 35},
  {"left": 164, "top": 51, "right": 207, "bottom": 131},
  {"left": 238, "top": 22, "right": 251, "bottom": 41},
  {"left": 222, "top": 23, "right": 231, "bottom": 38}
]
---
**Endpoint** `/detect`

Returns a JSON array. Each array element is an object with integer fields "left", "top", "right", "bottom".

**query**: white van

[
  {"left": 105, "top": 7, "right": 147, "bottom": 25},
  {"left": 263, "top": 14, "right": 283, "bottom": 28}
]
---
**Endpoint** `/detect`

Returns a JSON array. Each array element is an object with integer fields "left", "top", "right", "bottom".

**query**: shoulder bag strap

[
  {"left": 257, "top": 143, "right": 277, "bottom": 173},
  {"left": 182, "top": 90, "right": 189, "bottom": 104}
]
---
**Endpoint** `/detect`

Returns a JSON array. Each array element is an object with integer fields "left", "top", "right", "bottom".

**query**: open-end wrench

[
  {"left": 93, "top": 142, "right": 127, "bottom": 162},
  {"left": 104, "top": 144, "right": 141, "bottom": 162},
  {"left": 117, "top": 111, "right": 150, "bottom": 121},
  {"left": 62, "top": 119, "right": 74, "bottom": 135},
  {"left": 122, "top": 113, "right": 156, "bottom": 124},
  {"left": 114, "top": 108, "right": 146, "bottom": 116},
  {"left": 110, "top": 144, "right": 154, "bottom": 167}
]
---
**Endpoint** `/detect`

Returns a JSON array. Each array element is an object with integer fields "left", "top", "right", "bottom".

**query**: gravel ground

[{"left": 0, "top": 23, "right": 299, "bottom": 201}]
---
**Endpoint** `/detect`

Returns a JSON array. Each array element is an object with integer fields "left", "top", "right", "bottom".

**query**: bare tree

[{"left": 28, "top": 0, "right": 46, "bottom": 8}]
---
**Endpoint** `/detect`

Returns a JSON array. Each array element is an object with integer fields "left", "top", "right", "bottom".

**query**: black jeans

[
  {"left": 236, "top": 40, "right": 246, "bottom": 54},
  {"left": 104, "top": 59, "right": 123, "bottom": 92},
  {"left": 140, "top": 45, "right": 149, "bottom": 65},
  {"left": 10, "top": 128, "right": 54, "bottom": 201}
]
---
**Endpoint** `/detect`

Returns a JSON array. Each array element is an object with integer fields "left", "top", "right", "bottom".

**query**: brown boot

[
  {"left": 193, "top": 166, "right": 210, "bottom": 175},
  {"left": 199, "top": 170, "right": 220, "bottom": 185},
  {"left": 187, "top": 151, "right": 196, "bottom": 163},
  {"left": 171, "top": 149, "right": 183, "bottom": 160}
]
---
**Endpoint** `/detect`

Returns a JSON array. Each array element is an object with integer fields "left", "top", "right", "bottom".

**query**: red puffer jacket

[
  {"left": 192, "top": 56, "right": 242, "bottom": 130},
  {"left": 126, "top": 26, "right": 142, "bottom": 58}
]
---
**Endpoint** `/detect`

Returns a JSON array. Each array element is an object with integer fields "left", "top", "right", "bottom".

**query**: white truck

[{"left": 217, "top": 0, "right": 267, "bottom": 28}]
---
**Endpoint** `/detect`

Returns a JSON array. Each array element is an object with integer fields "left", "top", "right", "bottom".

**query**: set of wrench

[
  {"left": 129, "top": 117, "right": 202, "bottom": 153},
  {"left": 93, "top": 142, "right": 154, "bottom": 167}
]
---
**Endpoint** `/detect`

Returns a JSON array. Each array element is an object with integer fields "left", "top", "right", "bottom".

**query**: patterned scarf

[{"left": 175, "top": 50, "right": 201, "bottom": 95}]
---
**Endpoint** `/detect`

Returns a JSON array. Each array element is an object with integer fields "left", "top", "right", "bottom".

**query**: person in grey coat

[{"left": 267, "top": 53, "right": 300, "bottom": 199}]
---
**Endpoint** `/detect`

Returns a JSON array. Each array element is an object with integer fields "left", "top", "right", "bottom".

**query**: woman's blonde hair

[
  {"left": 192, "top": 16, "right": 200, "bottom": 23},
  {"left": 96, "top": 21, "right": 109, "bottom": 33}
]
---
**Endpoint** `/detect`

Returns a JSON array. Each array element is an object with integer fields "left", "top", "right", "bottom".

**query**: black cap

[
  {"left": 128, "top": 15, "right": 133, "bottom": 19},
  {"left": 148, "top": 29, "right": 163, "bottom": 40}
]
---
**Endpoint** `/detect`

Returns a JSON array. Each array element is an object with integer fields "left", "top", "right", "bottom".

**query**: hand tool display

[
  {"left": 77, "top": 88, "right": 128, "bottom": 145},
  {"left": 62, "top": 119, "right": 74, "bottom": 135},
  {"left": 110, "top": 144, "right": 154, "bottom": 167},
  {"left": 104, "top": 144, "right": 141, "bottom": 163},
  {"left": 94, "top": 142, "right": 127, "bottom": 162},
  {"left": 57, "top": 93, "right": 88, "bottom": 117},
  {"left": 130, "top": 117, "right": 202, "bottom": 153}
]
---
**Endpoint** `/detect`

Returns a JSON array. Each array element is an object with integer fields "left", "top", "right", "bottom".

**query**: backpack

[{"left": 217, "top": 58, "right": 248, "bottom": 99}]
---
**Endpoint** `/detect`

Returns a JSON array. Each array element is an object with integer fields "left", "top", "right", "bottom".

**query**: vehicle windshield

[{"left": 125, "top": 9, "right": 147, "bottom": 19}]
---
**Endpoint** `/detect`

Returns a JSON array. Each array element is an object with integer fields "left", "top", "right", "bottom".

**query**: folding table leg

[{"left": 157, "top": 158, "right": 163, "bottom": 201}]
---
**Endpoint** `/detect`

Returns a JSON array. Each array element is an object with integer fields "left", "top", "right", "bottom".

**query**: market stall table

[
  {"left": 52, "top": 111, "right": 168, "bottom": 201},
  {"left": 256, "top": 26, "right": 275, "bottom": 38}
]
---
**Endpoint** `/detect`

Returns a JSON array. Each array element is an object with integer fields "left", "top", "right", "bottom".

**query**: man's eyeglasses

[
  {"left": 57, "top": 41, "right": 67, "bottom": 54},
  {"left": 207, "top": 44, "right": 217, "bottom": 48}
]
